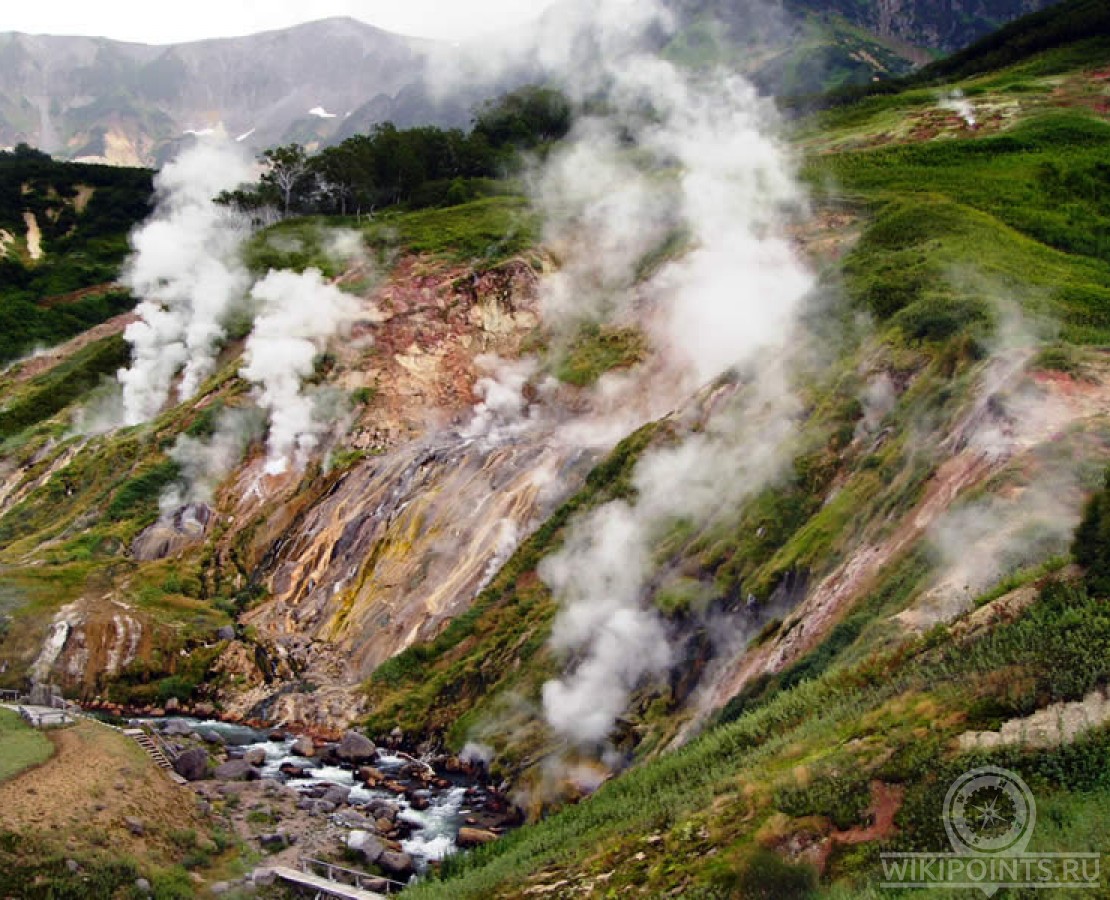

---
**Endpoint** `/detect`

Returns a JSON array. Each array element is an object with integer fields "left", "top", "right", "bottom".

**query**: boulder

[
  {"left": 259, "top": 833, "right": 290, "bottom": 850},
  {"left": 335, "top": 810, "right": 375, "bottom": 830},
  {"left": 214, "top": 759, "right": 260, "bottom": 781},
  {"left": 322, "top": 784, "right": 351, "bottom": 806},
  {"left": 279, "top": 763, "right": 307, "bottom": 778},
  {"left": 198, "top": 729, "right": 225, "bottom": 746},
  {"left": 162, "top": 719, "right": 193, "bottom": 737},
  {"left": 348, "top": 831, "right": 385, "bottom": 864},
  {"left": 457, "top": 827, "right": 498, "bottom": 849},
  {"left": 125, "top": 817, "right": 145, "bottom": 836},
  {"left": 336, "top": 730, "right": 377, "bottom": 764},
  {"left": 244, "top": 748, "right": 267, "bottom": 767},
  {"left": 377, "top": 850, "right": 415, "bottom": 881},
  {"left": 290, "top": 735, "right": 315, "bottom": 758},
  {"left": 173, "top": 748, "right": 209, "bottom": 782}
]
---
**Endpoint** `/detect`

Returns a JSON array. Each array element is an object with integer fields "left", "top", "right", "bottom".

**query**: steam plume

[
  {"left": 117, "top": 139, "right": 252, "bottom": 424},
  {"left": 240, "top": 269, "right": 360, "bottom": 475},
  {"left": 533, "top": 7, "right": 815, "bottom": 747}
]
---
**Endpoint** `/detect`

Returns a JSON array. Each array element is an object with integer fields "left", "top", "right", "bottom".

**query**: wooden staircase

[{"left": 123, "top": 728, "right": 188, "bottom": 785}]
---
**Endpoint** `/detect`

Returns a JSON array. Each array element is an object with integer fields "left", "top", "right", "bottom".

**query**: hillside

[{"left": 0, "top": 0, "right": 1108, "bottom": 896}]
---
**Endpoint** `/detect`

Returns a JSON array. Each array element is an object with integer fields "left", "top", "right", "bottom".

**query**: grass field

[{"left": 0, "top": 707, "right": 53, "bottom": 782}]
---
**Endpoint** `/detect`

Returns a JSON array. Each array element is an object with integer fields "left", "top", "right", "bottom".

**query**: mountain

[
  {"left": 2, "top": 0, "right": 1110, "bottom": 894},
  {"left": 0, "top": 3, "right": 1067, "bottom": 167},
  {"left": 0, "top": 18, "right": 452, "bottom": 167}
]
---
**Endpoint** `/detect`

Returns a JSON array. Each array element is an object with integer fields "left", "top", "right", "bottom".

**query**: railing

[
  {"left": 0, "top": 689, "right": 21, "bottom": 703},
  {"left": 300, "top": 858, "right": 409, "bottom": 894}
]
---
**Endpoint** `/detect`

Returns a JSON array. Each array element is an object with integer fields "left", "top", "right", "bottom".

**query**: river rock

[
  {"left": 279, "top": 763, "right": 307, "bottom": 778},
  {"left": 198, "top": 729, "right": 225, "bottom": 745},
  {"left": 291, "top": 735, "right": 315, "bottom": 758},
  {"left": 214, "top": 759, "right": 260, "bottom": 781},
  {"left": 377, "top": 850, "right": 415, "bottom": 880},
  {"left": 357, "top": 766, "right": 383, "bottom": 786},
  {"left": 457, "top": 827, "right": 498, "bottom": 848},
  {"left": 311, "top": 800, "right": 337, "bottom": 816},
  {"left": 348, "top": 831, "right": 385, "bottom": 864},
  {"left": 162, "top": 719, "right": 193, "bottom": 738},
  {"left": 173, "top": 748, "right": 209, "bottom": 782},
  {"left": 368, "top": 799, "right": 399, "bottom": 821},
  {"left": 335, "top": 810, "right": 375, "bottom": 829},
  {"left": 337, "top": 730, "right": 377, "bottom": 764},
  {"left": 322, "top": 784, "right": 351, "bottom": 806},
  {"left": 244, "top": 748, "right": 267, "bottom": 767},
  {"left": 268, "top": 730, "right": 287, "bottom": 742}
]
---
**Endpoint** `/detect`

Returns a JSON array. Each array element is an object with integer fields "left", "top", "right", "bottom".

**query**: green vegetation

[
  {"left": 223, "top": 85, "right": 571, "bottom": 217},
  {"left": 554, "top": 323, "right": 647, "bottom": 387},
  {"left": 0, "top": 145, "right": 150, "bottom": 363},
  {"left": 0, "top": 708, "right": 53, "bottom": 782},
  {"left": 365, "top": 197, "right": 539, "bottom": 264},
  {"left": 411, "top": 563, "right": 1110, "bottom": 898},
  {"left": 0, "top": 335, "right": 131, "bottom": 441}
]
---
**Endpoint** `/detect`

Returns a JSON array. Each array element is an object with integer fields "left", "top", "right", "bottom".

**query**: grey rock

[
  {"left": 311, "top": 799, "right": 337, "bottom": 816},
  {"left": 199, "top": 729, "right": 226, "bottom": 745},
  {"left": 334, "top": 810, "right": 374, "bottom": 829},
  {"left": 135, "top": 878, "right": 151, "bottom": 893},
  {"left": 217, "top": 626, "right": 236, "bottom": 642},
  {"left": 244, "top": 748, "right": 267, "bottom": 767},
  {"left": 162, "top": 719, "right": 193, "bottom": 737},
  {"left": 377, "top": 850, "right": 416, "bottom": 880},
  {"left": 322, "top": 784, "right": 351, "bottom": 806},
  {"left": 259, "top": 833, "right": 289, "bottom": 850},
  {"left": 337, "top": 730, "right": 377, "bottom": 764},
  {"left": 290, "top": 735, "right": 315, "bottom": 758},
  {"left": 125, "top": 817, "right": 145, "bottom": 836},
  {"left": 65, "top": 859, "right": 79, "bottom": 873},
  {"left": 214, "top": 759, "right": 260, "bottom": 781},
  {"left": 348, "top": 831, "right": 385, "bottom": 864},
  {"left": 173, "top": 747, "right": 209, "bottom": 782},
  {"left": 211, "top": 883, "right": 231, "bottom": 895}
]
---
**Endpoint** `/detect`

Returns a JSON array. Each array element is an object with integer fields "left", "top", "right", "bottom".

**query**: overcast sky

[{"left": 0, "top": 1, "right": 562, "bottom": 43}]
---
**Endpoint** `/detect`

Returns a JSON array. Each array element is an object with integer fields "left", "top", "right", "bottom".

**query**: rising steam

[
  {"left": 117, "top": 139, "right": 253, "bottom": 424},
  {"left": 532, "top": 5, "right": 815, "bottom": 748},
  {"left": 240, "top": 269, "right": 361, "bottom": 475}
]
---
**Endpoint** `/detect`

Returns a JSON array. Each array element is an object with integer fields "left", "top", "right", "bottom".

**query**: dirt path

[{"left": 0, "top": 720, "right": 203, "bottom": 858}]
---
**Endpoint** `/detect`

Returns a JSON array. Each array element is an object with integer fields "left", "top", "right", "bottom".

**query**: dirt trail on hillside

[{"left": 0, "top": 720, "right": 202, "bottom": 855}]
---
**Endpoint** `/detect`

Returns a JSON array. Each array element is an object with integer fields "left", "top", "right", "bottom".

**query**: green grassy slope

[
  {"left": 0, "top": 708, "right": 53, "bottom": 782},
  {"left": 0, "top": 148, "right": 151, "bottom": 364},
  {"left": 379, "top": 27, "right": 1110, "bottom": 900}
]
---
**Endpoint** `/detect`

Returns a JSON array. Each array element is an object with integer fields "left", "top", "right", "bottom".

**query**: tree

[{"left": 260, "top": 144, "right": 312, "bottom": 215}]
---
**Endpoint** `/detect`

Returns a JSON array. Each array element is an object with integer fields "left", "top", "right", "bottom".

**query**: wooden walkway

[{"left": 265, "top": 865, "right": 388, "bottom": 899}]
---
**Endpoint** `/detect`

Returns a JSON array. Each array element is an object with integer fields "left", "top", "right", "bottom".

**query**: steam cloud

[
  {"left": 240, "top": 269, "right": 361, "bottom": 475},
  {"left": 160, "top": 407, "right": 267, "bottom": 513},
  {"left": 533, "top": 4, "right": 815, "bottom": 747},
  {"left": 117, "top": 139, "right": 253, "bottom": 424}
]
